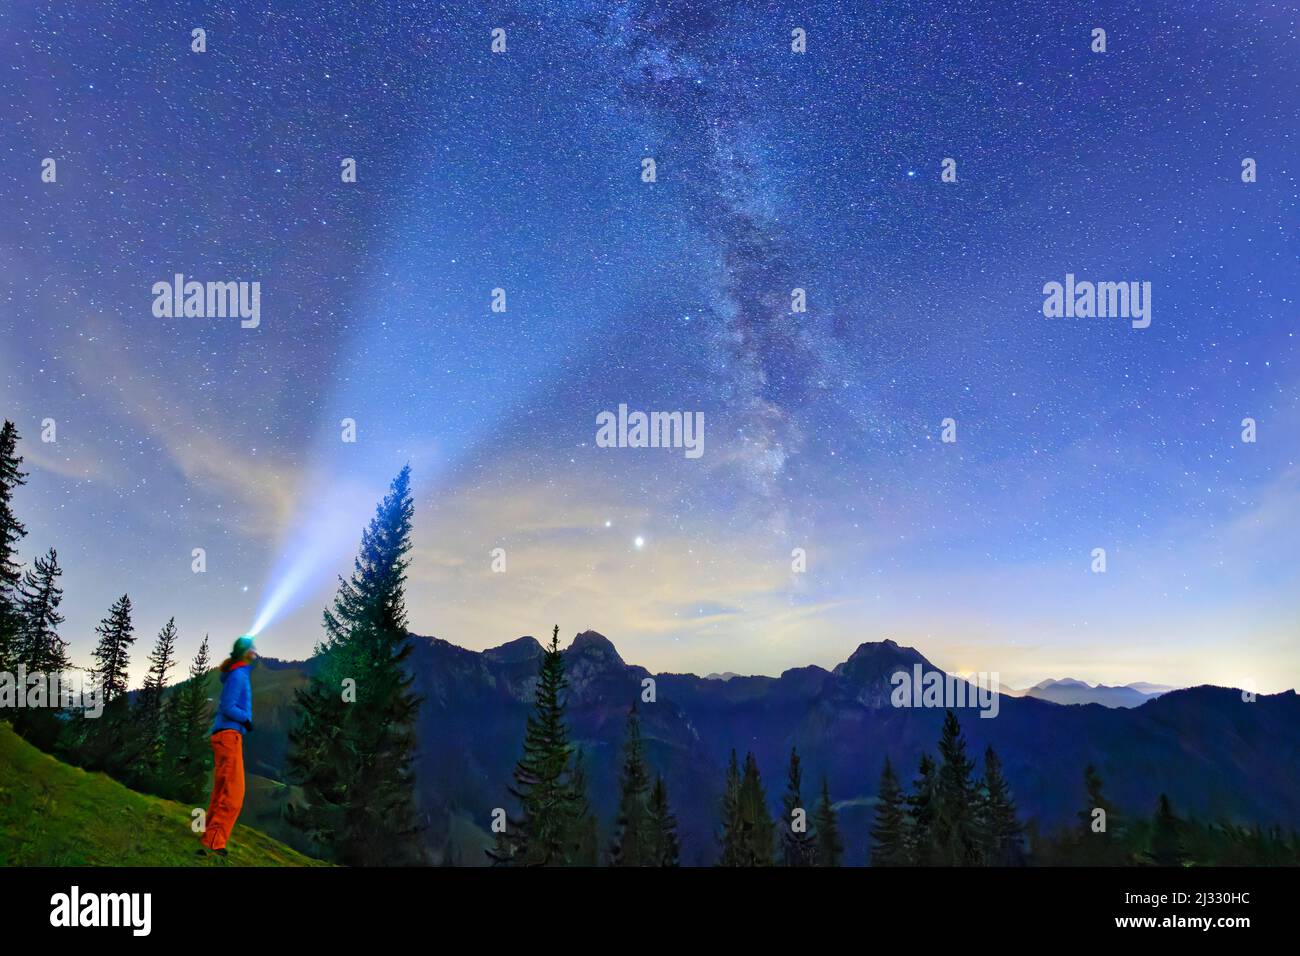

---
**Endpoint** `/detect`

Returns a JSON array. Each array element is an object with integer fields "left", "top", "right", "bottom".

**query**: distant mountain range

[
  {"left": 715, "top": 671, "right": 1176, "bottom": 708},
  {"left": 235, "top": 632, "right": 1300, "bottom": 865},
  {"left": 1005, "top": 677, "right": 1178, "bottom": 709}
]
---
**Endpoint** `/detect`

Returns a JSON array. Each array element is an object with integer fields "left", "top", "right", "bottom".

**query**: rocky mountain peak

[
  {"left": 832, "top": 639, "right": 935, "bottom": 707},
  {"left": 483, "top": 635, "right": 544, "bottom": 664},
  {"left": 566, "top": 630, "right": 625, "bottom": 667}
]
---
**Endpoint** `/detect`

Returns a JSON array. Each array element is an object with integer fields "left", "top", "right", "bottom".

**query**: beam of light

[
  {"left": 247, "top": 473, "right": 378, "bottom": 639},
  {"left": 246, "top": 125, "right": 565, "bottom": 645}
]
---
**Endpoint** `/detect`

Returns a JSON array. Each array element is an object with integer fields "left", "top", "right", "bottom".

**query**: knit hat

[{"left": 231, "top": 635, "right": 256, "bottom": 659}]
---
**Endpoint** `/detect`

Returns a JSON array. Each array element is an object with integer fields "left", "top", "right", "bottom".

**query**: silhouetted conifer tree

[
  {"left": 487, "top": 624, "right": 586, "bottom": 866},
  {"left": 164, "top": 635, "right": 212, "bottom": 803},
  {"left": 932, "top": 710, "right": 982, "bottom": 865},
  {"left": 0, "top": 421, "right": 27, "bottom": 673},
  {"left": 76, "top": 594, "right": 139, "bottom": 775},
  {"left": 287, "top": 466, "right": 422, "bottom": 865},
  {"left": 610, "top": 705, "right": 653, "bottom": 865},
  {"left": 90, "top": 594, "right": 135, "bottom": 704},
  {"left": 813, "top": 776, "right": 843, "bottom": 866},
  {"left": 136, "top": 617, "right": 178, "bottom": 783},
  {"left": 1075, "top": 763, "right": 1125, "bottom": 865},
  {"left": 780, "top": 747, "right": 816, "bottom": 866},
  {"left": 718, "top": 749, "right": 744, "bottom": 865},
  {"left": 647, "top": 775, "right": 680, "bottom": 866},
  {"left": 1148, "top": 793, "right": 1187, "bottom": 866},
  {"left": 906, "top": 752, "right": 937, "bottom": 864},
  {"left": 719, "top": 751, "right": 775, "bottom": 866},
  {"left": 978, "top": 746, "right": 1024, "bottom": 865},
  {"left": 870, "top": 756, "right": 910, "bottom": 866},
  {"left": 12, "top": 548, "right": 67, "bottom": 748},
  {"left": 567, "top": 746, "right": 600, "bottom": 866},
  {"left": 17, "top": 548, "right": 66, "bottom": 674}
]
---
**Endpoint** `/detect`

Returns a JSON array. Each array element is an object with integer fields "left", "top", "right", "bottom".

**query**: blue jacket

[{"left": 211, "top": 662, "right": 252, "bottom": 735}]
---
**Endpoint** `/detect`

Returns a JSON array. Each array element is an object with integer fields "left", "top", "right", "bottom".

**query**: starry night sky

[{"left": 2, "top": 0, "right": 1297, "bottom": 691}]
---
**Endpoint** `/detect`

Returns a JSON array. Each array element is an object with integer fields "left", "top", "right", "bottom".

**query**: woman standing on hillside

[{"left": 198, "top": 635, "right": 256, "bottom": 857}]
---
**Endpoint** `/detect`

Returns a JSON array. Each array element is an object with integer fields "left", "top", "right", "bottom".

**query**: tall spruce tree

[
  {"left": 932, "top": 710, "right": 982, "bottom": 865},
  {"left": 906, "top": 752, "right": 937, "bottom": 865},
  {"left": 1077, "top": 763, "right": 1124, "bottom": 865},
  {"left": 78, "top": 593, "right": 139, "bottom": 774},
  {"left": 136, "top": 617, "right": 179, "bottom": 784},
  {"left": 12, "top": 547, "right": 66, "bottom": 748},
  {"left": 609, "top": 704, "right": 653, "bottom": 866},
  {"left": 0, "top": 420, "right": 28, "bottom": 672},
  {"left": 567, "top": 745, "right": 600, "bottom": 866},
  {"left": 978, "top": 746, "right": 1024, "bottom": 865},
  {"left": 163, "top": 635, "right": 212, "bottom": 803},
  {"left": 90, "top": 594, "right": 135, "bottom": 704},
  {"left": 647, "top": 775, "right": 680, "bottom": 866},
  {"left": 1149, "top": 793, "right": 1187, "bottom": 866},
  {"left": 286, "top": 466, "right": 423, "bottom": 866},
  {"left": 718, "top": 751, "right": 776, "bottom": 866},
  {"left": 813, "top": 776, "right": 844, "bottom": 866},
  {"left": 780, "top": 746, "right": 817, "bottom": 866},
  {"left": 718, "top": 749, "right": 744, "bottom": 865},
  {"left": 487, "top": 625, "right": 583, "bottom": 866},
  {"left": 740, "top": 752, "right": 776, "bottom": 865},
  {"left": 870, "top": 756, "right": 911, "bottom": 866},
  {"left": 17, "top": 548, "right": 67, "bottom": 674}
]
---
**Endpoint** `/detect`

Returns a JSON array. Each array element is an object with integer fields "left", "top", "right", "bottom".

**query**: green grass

[{"left": 0, "top": 722, "right": 327, "bottom": 866}]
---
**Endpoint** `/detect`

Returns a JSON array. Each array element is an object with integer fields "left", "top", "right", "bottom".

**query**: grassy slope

[{"left": 0, "top": 722, "right": 326, "bottom": 866}]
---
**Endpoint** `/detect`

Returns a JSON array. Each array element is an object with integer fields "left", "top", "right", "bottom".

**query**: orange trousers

[{"left": 201, "top": 729, "right": 246, "bottom": 850}]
